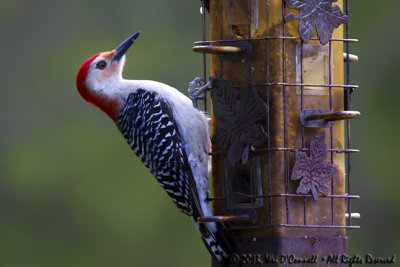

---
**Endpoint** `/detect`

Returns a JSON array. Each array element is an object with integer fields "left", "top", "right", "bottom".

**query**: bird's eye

[{"left": 96, "top": 61, "right": 107, "bottom": 70}]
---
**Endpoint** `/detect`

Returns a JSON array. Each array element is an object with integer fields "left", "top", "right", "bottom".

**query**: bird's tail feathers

[{"left": 195, "top": 221, "right": 233, "bottom": 266}]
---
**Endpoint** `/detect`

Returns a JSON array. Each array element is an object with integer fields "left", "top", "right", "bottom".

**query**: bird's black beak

[{"left": 111, "top": 31, "right": 140, "bottom": 63}]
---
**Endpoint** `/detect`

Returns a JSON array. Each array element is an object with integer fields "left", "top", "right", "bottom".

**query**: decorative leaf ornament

[
  {"left": 291, "top": 131, "right": 337, "bottom": 200},
  {"left": 285, "top": 0, "right": 348, "bottom": 44},
  {"left": 211, "top": 77, "right": 268, "bottom": 166}
]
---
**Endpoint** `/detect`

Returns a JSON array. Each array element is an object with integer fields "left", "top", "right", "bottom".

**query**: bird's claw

[{"left": 188, "top": 76, "right": 214, "bottom": 110}]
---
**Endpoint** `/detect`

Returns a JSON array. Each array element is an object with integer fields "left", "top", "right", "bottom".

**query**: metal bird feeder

[{"left": 191, "top": 0, "right": 360, "bottom": 265}]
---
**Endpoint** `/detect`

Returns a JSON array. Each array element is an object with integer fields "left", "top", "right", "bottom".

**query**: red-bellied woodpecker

[{"left": 76, "top": 32, "right": 232, "bottom": 265}]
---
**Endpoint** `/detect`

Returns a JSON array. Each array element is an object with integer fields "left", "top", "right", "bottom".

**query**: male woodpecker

[{"left": 76, "top": 32, "right": 232, "bottom": 265}]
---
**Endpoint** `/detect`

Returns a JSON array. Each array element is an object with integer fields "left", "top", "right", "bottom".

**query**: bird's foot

[{"left": 188, "top": 76, "right": 214, "bottom": 110}]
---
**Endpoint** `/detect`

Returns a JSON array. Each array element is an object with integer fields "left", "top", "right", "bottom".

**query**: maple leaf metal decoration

[
  {"left": 211, "top": 77, "right": 268, "bottom": 166},
  {"left": 285, "top": 0, "right": 348, "bottom": 44},
  {"left": 291, "top": 131, "right": 337, "bottom": 200}
]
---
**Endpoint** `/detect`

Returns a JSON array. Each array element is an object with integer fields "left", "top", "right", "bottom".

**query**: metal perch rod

[
  {"left": 197, "top": 214, "right": 251, "bottom": 223},
  {"left": 192, "top": 45, "right": 245, "bottom": 54},
  {"left": 305, "top": 111, "right": 360, "bottom": 122}
]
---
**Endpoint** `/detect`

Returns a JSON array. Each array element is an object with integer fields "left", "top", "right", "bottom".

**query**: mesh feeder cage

[{"left": 191, "top": 0, "right": 360, "bottom": 266}]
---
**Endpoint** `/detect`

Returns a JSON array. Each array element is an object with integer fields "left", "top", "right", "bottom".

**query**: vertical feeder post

[{"left": 193, "top": 0, "right": 360, "bottom": 266}]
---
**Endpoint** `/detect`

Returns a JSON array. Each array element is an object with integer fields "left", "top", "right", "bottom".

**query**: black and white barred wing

[
  {"left": 117, "top": 89, "right": 232, "bottom": 265},
  {"left": 117, "top": 89, "right": 202, "bottom": 218}
]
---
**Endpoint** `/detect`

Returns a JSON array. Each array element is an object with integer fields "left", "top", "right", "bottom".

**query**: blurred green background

[{"left": 1, "top": 0, "right": 399, "bottom": 266}]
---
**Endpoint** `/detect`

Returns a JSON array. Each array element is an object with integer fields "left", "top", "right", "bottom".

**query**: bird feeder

[{"left": 192, "top": 0, "right": 360, "bottom": 266}]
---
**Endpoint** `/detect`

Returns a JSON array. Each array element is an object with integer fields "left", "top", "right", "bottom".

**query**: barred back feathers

[{"left": 117, "top": 90, "right": 193, "bottom": 215}]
